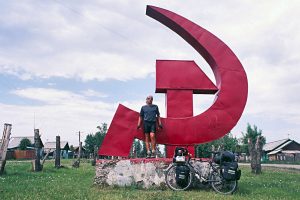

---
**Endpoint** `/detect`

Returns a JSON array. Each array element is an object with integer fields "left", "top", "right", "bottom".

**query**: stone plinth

[{"left": 94, "top": 158, "right": 211, "bottom": 189}]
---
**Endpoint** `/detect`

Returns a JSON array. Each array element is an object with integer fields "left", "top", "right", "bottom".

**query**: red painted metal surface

[
  {"left": 165, "top": 89, "right": 194, "bottom": 158},
  {"left": 159, "top": 60, "right": 218, "bottom": 157},
  {"left": 166, "top": 90, "right": 193, "bottom": 118},
  {"left": 156, "top": 60, "right": 218, "bottom": 94},
  {"left": 98, "top": 5, "right": 248, "bottom": 157}
]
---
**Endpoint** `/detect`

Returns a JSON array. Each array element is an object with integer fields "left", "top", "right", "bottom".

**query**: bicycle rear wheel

[
  {"left": 211, "top": 172, "right": 237, "bottom": 194},
  {"left": 165, "top": 165, "right": 193, "bottom": 191}
]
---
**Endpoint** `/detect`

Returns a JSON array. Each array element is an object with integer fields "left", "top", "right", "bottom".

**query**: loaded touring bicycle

[{"left": 165, "top": 147, "right": 241, "bottom": 194}]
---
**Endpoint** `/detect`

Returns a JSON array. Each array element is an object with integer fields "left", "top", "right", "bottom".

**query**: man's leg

[
  {"left": 150, "top": 132, "right": 156, "bottom": 157},
  {"left": 145, "top": 133, "right": 151, "bottom": 157}
]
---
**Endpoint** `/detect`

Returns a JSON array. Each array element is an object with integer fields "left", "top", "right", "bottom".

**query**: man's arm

[
  {"left": 156, "top": 105, "right": 163, "bottom": 128},
  {"left": 157, "top": 116, "right": 163, "bottom": 129},
  {"left": 137, "top": 116, "right": 142, "bottom": 129},
  {"left": 138, "top": 106, "right": 144, "bottom": 129}
]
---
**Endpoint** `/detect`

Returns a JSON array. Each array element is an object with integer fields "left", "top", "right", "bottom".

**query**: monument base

[{"left": 94, "top": 158, "right": 211, "bottom": 189}]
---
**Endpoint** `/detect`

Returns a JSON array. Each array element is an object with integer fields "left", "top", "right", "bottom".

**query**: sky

[{"left": 1, "top": 0, "right": 300, "bottom": 146}]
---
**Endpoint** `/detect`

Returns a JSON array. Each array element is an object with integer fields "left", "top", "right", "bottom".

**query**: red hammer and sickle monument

[{"left": 98, "top": 6, "right": 248, "bottom": 157}]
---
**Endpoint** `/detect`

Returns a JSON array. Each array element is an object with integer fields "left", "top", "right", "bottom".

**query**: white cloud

[
  {"left": 81, "top": 89, "right": 108, "bottom": 98},
  {"left": 4, "top": 88, "right": 115, "bottom": 145},
  {"left": 1, "top": 0, "right": 300, "bottom": 143}
]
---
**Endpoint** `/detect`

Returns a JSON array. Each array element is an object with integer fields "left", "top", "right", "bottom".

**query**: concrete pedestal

[{"left": 94, "top": 158, "right": 210, "bottom": 189}]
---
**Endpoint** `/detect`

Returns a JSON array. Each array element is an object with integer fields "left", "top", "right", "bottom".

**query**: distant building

[
  {"left": 263, "top": 139, "right": 300, "bottom": 161},
  {"left": 73, "top": 146, "right": 87, "bottom": 158},
  {"left": 43, "top": 141, "right": 70, "bottom": 159},
  {"left": 8, "top": 136, "right": 35, "bottom": 150},
  {"left": 6, "top": 136, "right": 43, "bottom": 159}
]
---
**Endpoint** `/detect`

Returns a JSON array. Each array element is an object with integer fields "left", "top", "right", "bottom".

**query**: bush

[{"left": 19, "top": 138, "right": 32, "bottom": 150}]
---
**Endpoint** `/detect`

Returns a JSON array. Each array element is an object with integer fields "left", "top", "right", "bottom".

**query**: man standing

[{"left": 137, "top": 95, "right": 162, "bottom": 158}]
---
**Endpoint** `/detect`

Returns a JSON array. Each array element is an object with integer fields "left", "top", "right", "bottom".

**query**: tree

[
  {"left": 240, "top": 123, "right": 266, "bottom": 154},
  {"left": 70, "top": 145, "right": 75, "bottom": 152},
  {"left": 19, "top": 138, "right": 32, "bottom": 150},
  {"left": 129, "top": 139, "right": 143, "bottom": 158},
  {"left": 84, "top": 134, "right": 96, "bottom": 154},
  {"left": 140, "top": 141, "right": 147, "bottom": 158},
  {"left": 195, "top": 133, "right": 238, "bottom": 158},
  {"left": 241, "top": 123, "right": 266, "bottom": 174},
  {"left": 84, "top": 123, "right": 107, "bottom": 154},
  {"left": 95, "top": 123, "right": 107, "bottom": 148},
  {"left": 156, "top": 145, "right": 164, "bottom": 158}
]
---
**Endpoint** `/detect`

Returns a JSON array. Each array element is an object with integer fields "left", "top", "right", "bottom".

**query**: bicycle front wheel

[
  {"left": 165, "top": 164, "right": 193, "bottom": 191},
  {"left": 211, "top": 172, "right": 237, "bottom": 195}
]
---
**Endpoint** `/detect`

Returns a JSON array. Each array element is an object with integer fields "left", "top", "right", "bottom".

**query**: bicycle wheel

[
  {"left": 211, "top": 171, "right": 237, "bottom": 194},
  {"left": 165, "top": 164, "right": 193, "bottom": 191}
]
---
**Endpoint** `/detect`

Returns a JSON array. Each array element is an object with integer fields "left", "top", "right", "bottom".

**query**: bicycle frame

[
  {"left": 165, "top": 150, "right": 238, "bottom": 194},
  {"left": 188, "top": 159, "right": 221, "bottom": 183}
]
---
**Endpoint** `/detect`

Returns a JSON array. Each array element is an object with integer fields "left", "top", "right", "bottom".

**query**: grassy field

[{"left": 0, "top": 160, "right": 299, "bottom": 200}]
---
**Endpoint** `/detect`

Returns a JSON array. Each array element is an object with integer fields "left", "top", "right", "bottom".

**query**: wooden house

[
  {"left": 263, "top": 139, "right": 300, "bottom": 161},
  {"left": 43, "top": 141, "right": 70, "bottom": 159},
  {"left": 7, "top": 136, "right": 43, "bottom": 159}
]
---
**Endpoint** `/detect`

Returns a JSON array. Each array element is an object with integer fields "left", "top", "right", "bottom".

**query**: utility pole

[
  {"left": 55, "top": 136, "right": 61, "bottom": 168},
  {"left": 33, "top": 129, "right": 42, "bottom": 171},
  {"left": 72, "top": 131, "right": 81, "bottom": 168},
  {"left": 78, "top": 131, "right": 81, "bottom": 160},
  {"left": 0, "top": 124, "right": 12, "bottom": 175}
]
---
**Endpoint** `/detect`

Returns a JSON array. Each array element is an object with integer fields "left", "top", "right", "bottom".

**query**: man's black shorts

[{"left": 143, "top": 121, "right": 156, "bottom": 134}]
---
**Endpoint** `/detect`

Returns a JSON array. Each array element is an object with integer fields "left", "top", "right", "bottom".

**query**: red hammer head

[{"left": 156, "top": 60, "right": 218, "bottom": 94}]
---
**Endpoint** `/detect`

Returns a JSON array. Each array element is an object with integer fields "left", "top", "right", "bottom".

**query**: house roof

[
  {"left": 265, "top": 139, "right": 300, "bottom": 155},
  {"left": 44, "top": 141, "right": 69, "bottom": 150},
  {"left": 267, "top": 149, "right": 282, "bottom": 155},
  {"left": 263, "top": 139, "right": 290, "bottom": 152},
  {"left": 277, "top": 140, "right": 293, "bottom": 150},
  {"left": 73, "top": 146, "right": 86, "bottom": 152},
  {"left": 268, "top": 149, "right": 300, "bottom": 155},
  {"left": 8, "top": 136, "right": 35, "bottom": 149}
]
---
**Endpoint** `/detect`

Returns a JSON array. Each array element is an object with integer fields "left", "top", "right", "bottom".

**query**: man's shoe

[
  {"left": 151, "top": 150, "right": 156, "bottom": 158},
  {"left": 146, "top": 151, "right": 151, "bottom": 158}
]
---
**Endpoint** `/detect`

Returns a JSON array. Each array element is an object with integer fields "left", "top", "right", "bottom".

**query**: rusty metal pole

[
  {"left": 34, "top": 129, "right": 42, "bottom": 171},
  {"left": 55, "top": 136, "right": 60, "bottom": 168}
]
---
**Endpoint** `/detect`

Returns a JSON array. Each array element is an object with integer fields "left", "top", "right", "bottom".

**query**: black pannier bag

[
  {"left": 221, "top": 162, "right": 240, "bottom": 181},
  {"left": 213, "top": 151, "right": 235, "bottom": 164},
  {"left": 236, "top": 169, "right": 241, "bottom": 180},
  {"left": 173, "top": 147, "right": 188, "bottom": 163},
  {"left": 175, "top": 165, "right": 190, "bottom": 187},
  {"left": 213, "top": 152, "right": 221, "bottom": 164},
  {"left": 221, "top": 151, "right": 235, "bottom": 163}
]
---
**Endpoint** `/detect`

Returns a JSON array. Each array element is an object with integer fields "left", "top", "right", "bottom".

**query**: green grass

[{"left": 0, "top": 160, "right": 299, "bottom": 200}]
